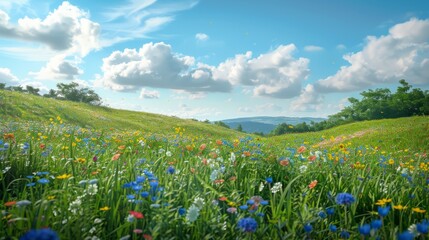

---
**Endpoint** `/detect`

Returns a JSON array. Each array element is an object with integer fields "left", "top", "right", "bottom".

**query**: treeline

[
  {"left": 0, "top": 82, "right": 102, "bottom": 106},
  {"left": 270, "top": 80, "right": 429, "bottom": 135}
]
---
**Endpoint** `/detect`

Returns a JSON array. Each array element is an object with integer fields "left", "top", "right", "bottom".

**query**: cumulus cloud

[
  {"left": 30, "top": 55, "right": 82, "bottom": 80},
  {"left": 304, "top": 45, "right": 323, "bottom": 52},
  {"left": 213, "top": 44, "right": 310, "bottom": 98},
  {"left": 290, "top": 84, "right": 324, "bottom": 112},
  {"left": 195, "top": 33, "right": 209, "bottom": 41},
  {"left": 0, "top": 1, "right": 100, "bottom": 56},
  {"left": 97, "top": 42, "right": 310, "bottom": 98},
  {"left": 96, "top": 42, "right": 232, "bottom": 93},
  {"left": 140, "top": 88, "right": 160, "bottom": 99},
  {"left": 316, "top": 18, "right": 429, "bottom": 92},
  {"left": 0, "top": 67, "right": 19, "bottom": 85}
]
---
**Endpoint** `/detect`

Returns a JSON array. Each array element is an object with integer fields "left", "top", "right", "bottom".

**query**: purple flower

[
  {"left": 335, "top": 193, "right": 355, "bottom": 205},
  {"left": 237, "top": 217, "right": 258, "bottom": 233}
]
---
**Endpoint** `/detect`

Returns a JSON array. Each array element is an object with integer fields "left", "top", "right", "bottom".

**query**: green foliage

[
  {"left": 213, "top": 121, "right": 230, "bottom": 129},
  {"left": 56, "top": 82, "right": 102, "bottom": 105}
]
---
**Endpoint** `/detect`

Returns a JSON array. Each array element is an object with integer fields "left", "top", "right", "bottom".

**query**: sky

[{"left": 1, "top": 0, "right": 429, "bottom": 121}]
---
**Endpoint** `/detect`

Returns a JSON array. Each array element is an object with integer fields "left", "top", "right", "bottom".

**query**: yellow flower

[
  {"left": 56, "top": 174, "right": 72, "bottom": 179},
  {"left": 47, "top": 196, "right": 55, "bottom": 200},
  {"left": 393, "top": 205, "right": 407, "bottom": 210},
  {"left": 412, "top": 207, "right": 426, "bottom": 213},
  {"left": 375, "top": 198, "right": 392, "bottom": 206},
  {"left": 100, "top": 206, "right": 110, "bottom": 211},
  {"left": 228, "top": 202, "right": 236, "bottom": 207},
  {"left": 388, "top": 159, "right": 394, "bottom": 165},
  {"left": 76, "top": 158, "right": 86, "bottom": 164}
]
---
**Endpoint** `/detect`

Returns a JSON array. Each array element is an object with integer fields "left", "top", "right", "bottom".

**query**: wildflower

[
  {"left": 141, "top": 192, "right": 149, "bottom": 198},
  {"left": 86, "top": 184, "right": 98, "bottom": 195},
  {"left": 393, "top": 205, "right": 408, "bottom": 210},
  {"left": 112, "top": 153, "right": 121, "bottom": 161},
  {"left": 219, "top": 196, "right": 227, "bottom": 201},
  {"left": 100, "top": 206, "right": 110, "bottom": 211},
  {"left": 297, "top": 146, "right": 306, "bottom": 154},
  {"left": 94, "top": 218, "right": 103, "bottom": 224},
  {"left": 193, "top": 197, "right": 205, "bottom": 209},
  {"left": 20, "top": 228, "right": 59, "bottom": 240},
  {"left": 359, "top": 224, "right": 370, "bottom": 236},
  {"left": 339, "top": 230, "right": 350, "bottom": 239},
  {"left": 326, "top": 207, "right": 335, "bottom": 215},
  {"left": 265, "top": 177, "right": 273, "bottom": 184},
  {"left": 388, "top": 159, "right": 394, "bottom": 165},
  {"left": 259, "top": 182, "right": 264, "bottom": 192},
  {"left": 239, "top": 205, "right": 249, "bottom": 210},
  {"left": 308, "top": 155, "right": 316, "bottom": 162},
  {"left": 129, "top": 211, "right": 144, "bottom": 219},
  {"left": 308, "top": 180, "right": 318, "bottom": 189},
  {"left": 279, "top": 159, "right": 289, "bottom": 166},
  {"left": 167, "top": 166, "right": 175, "bottom": 174},
  {"left": 186, "top": 204, "right": 200, "bottom": 222},
  {"left": 143, "top": 234, "right": 152, "bottom": 240},
  {"left": 299, "top": 165, "right": 308, "bottom": 173},
  {"left": 38, "top": 178, "right": 50, "bottom": 184},
  {"left": 271, "top": 182, "right": 282, "bottom": 194},
  {"left": 56, "top": 174, "right": 72, "bottom": 180},
  {"left": 370, "top": 219, "right": 382, "bottom": 230},
  {"left": 133, "top": 229, "right": 143, "bottom": 234},
  {"left": 378, "top": 206, "right": 390, "bottom": 217},
  {"left": 336, "top": 193, "right": 355, "bottom": 205},
  {"left": 329, "top": 224, "right": 337, "bottom": 232},
  {"left": 89, "top": 179, "right": 98, "bottom": 184},
  {"left": 178, "top": 208, "right": 186, "bottom": 216},
  {"left": 412, "top": 207, "right": 426, "bottom": 213},
  {"left": 397, "top": 231, "right": 414, "bottom": 240},
  {"left": 318, "top": 211, "right": 327, "bottom": 219},
  {"left": 375, "top": 198, "right": 392, "bottom": 206},
  {"left": 16, "top": 200, "right": 31, "bottom": 207},
  {"left": 237, "top": 217, "right": 258, "bottom": 233},
  {"left": 4, "top": 201, "right": 16, "bottom": 207},
  {"left": 227, "top": 207, "right": 237, "bottom": 214},
  {"left": 416, "top": 220, "right": 429, "bottom": 234},
  {"left": 304, "top": 223, "right": 313, "bottom": 233}
]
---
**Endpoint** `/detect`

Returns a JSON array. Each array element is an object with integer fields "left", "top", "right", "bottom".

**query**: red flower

[{"left": 129, "top": 211, "right": 144, "bottom": 219}]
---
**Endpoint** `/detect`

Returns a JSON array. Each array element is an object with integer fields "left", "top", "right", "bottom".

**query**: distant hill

[{"left": 221, "top": 116, "right": 326, "bottom": 134}]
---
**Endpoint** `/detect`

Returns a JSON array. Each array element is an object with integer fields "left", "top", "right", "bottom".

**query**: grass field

[{"left": 1, "top": 90, "right": 428, "bottom": 239}]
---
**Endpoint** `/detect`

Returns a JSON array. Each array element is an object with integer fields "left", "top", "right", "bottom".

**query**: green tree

[
  {"left": 56, "top": 82, "right": 102, "bottom": 105},
  {"left": 24, "top": 85, "right": 40, "bottom": 96},
  {"left": 0, "top": 83, "right": 5, "bottom": 89},
  {"left": 236, "top": 124, "right": 243, "bottom": 132}
]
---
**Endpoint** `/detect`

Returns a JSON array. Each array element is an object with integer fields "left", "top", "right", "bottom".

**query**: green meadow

[{"left": 1, "top": 90, "right": 428, "bottom": 239}]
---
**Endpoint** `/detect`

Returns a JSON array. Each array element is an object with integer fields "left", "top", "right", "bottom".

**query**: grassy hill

[
  {"left": 0, "top": 90, "right": 240, "bottom": 138},
  {"left": 1, "top": 90, "right": 428, "bottom": 151}
]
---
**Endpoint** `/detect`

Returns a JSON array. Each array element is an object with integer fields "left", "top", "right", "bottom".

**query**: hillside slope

[{"left": 0, "top": 90, "right": 241, "bottom": 138}]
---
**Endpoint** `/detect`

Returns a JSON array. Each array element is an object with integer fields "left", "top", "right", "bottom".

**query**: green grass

[{"left": 1, "top": 90, "right": 428, "bottom": 239}]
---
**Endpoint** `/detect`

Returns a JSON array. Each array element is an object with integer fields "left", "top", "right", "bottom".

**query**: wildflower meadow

[{"left": 1, "top": 116, "right": 428, "bottom": 239}]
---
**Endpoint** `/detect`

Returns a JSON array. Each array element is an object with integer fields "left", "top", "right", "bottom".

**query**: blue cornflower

[
  {"left": 370, "top": 219, "right": 382, "bottom": 230},
  {"left": 149, "top": 181, "right": 159, "bottom": 192},
  {"left": 178, "top": 207, "right": 186, "bottom": 216},
  {"left": 329, "top": 224, "right": 337, "bottom": 232},
  {"left": 239, "top": 205, "right": 249, "bottom": 210},
  {"left": 26, "top": 183, "right": 36, "bottom": 187},
  {"left": 318, "top": 211, "right": 327, "bottom": 219},
  {"left": 167, "top": 166, "right": 175, "bottom": 174},
  {"left": 88, "top": 179, "right": 98, "bottom": 184},
  {"left": 37, "top": 178, "right": 49, "bottom": 184},
  {"left": 416, "top": 219, "right": 428, "bottom": 234},
  {"left": 359, "top": 224, "right": 371, "bottom": 236},
  {"left": 16, "top": 200, "right": 32, "bottom": 207},
  {"left": 326, "top": 207, "right": 335, "bottom": 215},
  {"left": 136, "top": 176, "right": 145, "bottom": 183},
  {"left": 141, "top": 191, "right": 149, "bottom": 198},
  {"left": 260, "top": 200, "right": 269, "bottom": 205},
  {"left": 304, "top": 224, "right": 313, "bottom": 233},
  {"left": 4, "top": 143, "right": 9, "bottom": 149},
  {"left": 237, "top": 217, "right": 258, "bottom": 233},
  {"left": 378, "top": 206, "right": 390, "bottom": 217},
  {"left": 127, "top": 194, "right": 135, "bottom": 200},
  {"left": 335, "top": 193, "right": 355, "bottom": 205},
  {"left": 247, "top": 199, "right": 255, "bottom": 205},
  {"left": 20, "top": 228, "right": 59, "bottom": 240},
  {"left": 265, "top": 177, "right": 273, "bottom": 184},
  {"left": 132, "top": 185, "right": 143, "bottom": 191},
  {"left": 339, "top": 230, "right": 350, "bottom": 239},
  {"left": 397, "top": 231, "right": 414, "bottom": 240}
]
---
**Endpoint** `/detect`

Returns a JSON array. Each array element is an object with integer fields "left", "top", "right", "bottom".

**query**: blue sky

[{"left": 1, "top": 0, "right": 429, "bottom": 120}]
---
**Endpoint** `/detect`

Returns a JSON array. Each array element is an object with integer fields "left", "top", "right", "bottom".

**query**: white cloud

[
  {"left": 30, "top": 55, "right": 83, "bottom": 80},
  {"left": 140, "top": 88, "right": 160, "bottom": 99},
  {"left": 336, "top": 44, "right": 346, "bottom": 50},
  {"left": 304, "top": 45, "right": 323, "bottom": 52},
  {"left": 195, "top": 33, "right": 209, "bottom": 41},
  {"left": 0, "top": 46, "right": 58, "bottom": 61},
  {"left": 170, "top": 104, "right": 221, "bottom": 120},
  {"left": 256, "top": 103, "right": 283, "bottom": 112},
  {"left": 97, "top": 42, "right": 310, "bottom": 98},
  {"left": 96, "top": 42, "right": 232, "bottom": 93},
  {"left": 0, "top": 67, "right": 19, "bottom": 85},
  {"left": 213, "top": 44, "right": 310, "bottom": 98},
  {"left": 0, "top": 1, "right": 100, "bottom": 56},
  {"left": 316, "top": 18, "right": 429, "bottom": 92},
  {"left": 238, "top": 107, "right": 252, "bottom": 113},
  {"left": 290, "top": 84, "right": 324, "bottom": 112}
]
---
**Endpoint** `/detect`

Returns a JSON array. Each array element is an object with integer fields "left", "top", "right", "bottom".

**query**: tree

[
  {"left": 56, "top": 82, "right": 102, "bottom": 105},
  {"left": 43, "top": 89, "right": 58, "bottom": 99},
  {"left": 214, "top": 121, "right": 230, "bottom": 129},
  {"left": 25, "top": 85, "right": 40, "bottom": 96},
  {"left": 0, "top": 83, "right": 5, "bottom": 89},
  {"left": 236, "top": 124, "right": 243, "bottom": 132}
]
